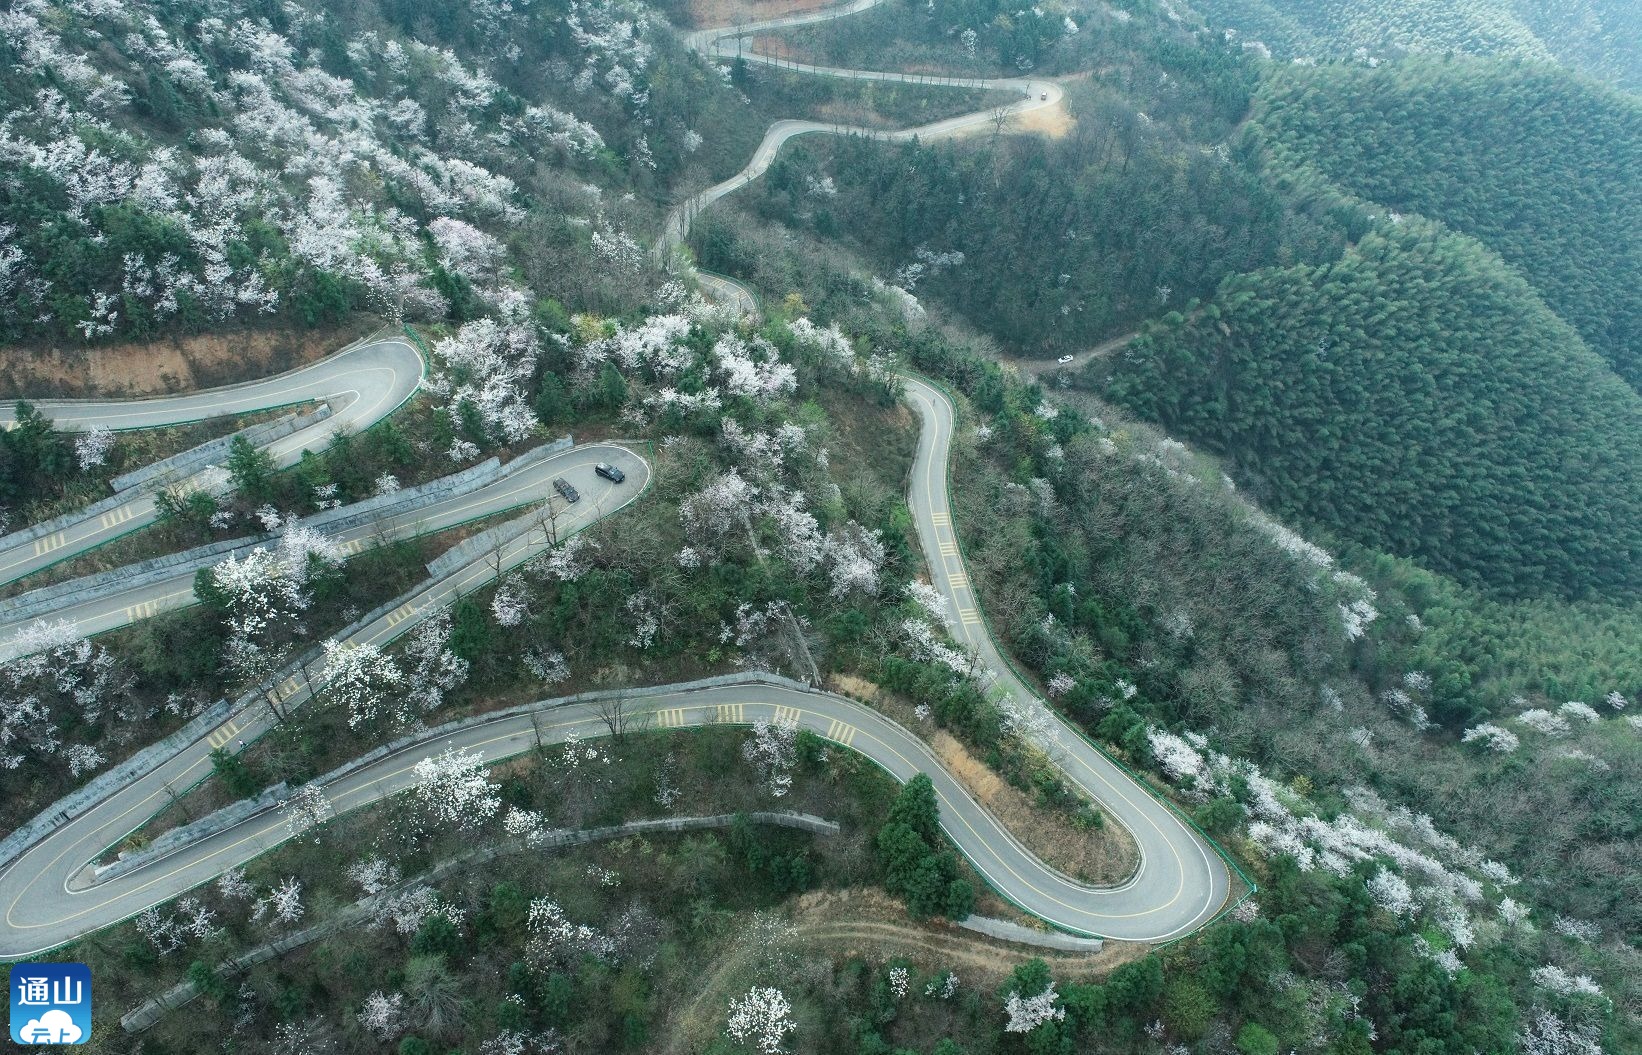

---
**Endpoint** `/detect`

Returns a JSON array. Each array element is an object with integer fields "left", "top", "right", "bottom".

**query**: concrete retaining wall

[
  {"left": 958, "top": 915, "right": 1104, "bottom": 951},
  {"left": 0, "top": 693, "right": 238, "bottom": 872},
  {"left": 297, "top": 455, "right": 502, "bottom": 537},
  {"left": 92, "top": 783, "right": 292, "bottom": 885},
  {"left": 111, "top": 405, "right": 333, "bottom": 493},
  {"left": 0, "top": 455, "right": 513, "bottom": 630},
  {"left": 423, "top": 510, "right": 537, "bottom": 578},
  {"left": 420, "top": 436, "right": 574, "bottom": 578},
  {"left": 0, "top": 409, "right": 333, "bottom": 563}
]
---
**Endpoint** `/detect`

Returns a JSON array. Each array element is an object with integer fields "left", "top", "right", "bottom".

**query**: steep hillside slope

[
  {"left": 1251, "top": 57, "right": 1642, "bottom": 390},
  {"left": 1097, "top": 220, "right": 1642, "bottom": 602},
  {"left": 1186, "top": 0, "right": 1642, "bottom": 92},
  {"left": 0, "top": 0, "right": 784, "bottom": 346}
]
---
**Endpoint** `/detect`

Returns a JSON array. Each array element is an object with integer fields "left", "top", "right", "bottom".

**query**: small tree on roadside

[{"left": 226, "top": 435, "right": 276, "bottom": 502}]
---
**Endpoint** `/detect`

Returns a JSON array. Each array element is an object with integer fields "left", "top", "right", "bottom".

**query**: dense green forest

[
  {"left": 741, "top": 98, "right": 1345, "bottom": 354},
  {"left": 1095, "top": 220, "right": 1642, "bottom": 601},
  {"left": 736, "top": 4, "right": 1358, "bottom": 356},
  {"left": 1250, "top": 57, "right": 1642, "bottom": 390},
  {"left": 1186, "top": 0, "right": 1642, "bottom": 92}
]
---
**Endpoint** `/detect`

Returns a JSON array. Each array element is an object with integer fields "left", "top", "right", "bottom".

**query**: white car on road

[{"left": 1056, "top": 354, "right": 1076, "bottom": 365}]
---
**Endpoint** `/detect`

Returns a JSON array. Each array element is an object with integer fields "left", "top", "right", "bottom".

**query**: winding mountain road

[
  {"left": 0, "top": 443, "right": 649, "bottom": 662},
  {"left": 0, "top": 334, "right": 424, "bottom": 586},
  {"left": 0, "top": 1, "right": 1233, "bottom": 960},
  {"left": 0, "top": 372, "right": 1228, "bottom": 958},
  {"left": 658, "top": 0, "right": 1064, "bottom": 257}
]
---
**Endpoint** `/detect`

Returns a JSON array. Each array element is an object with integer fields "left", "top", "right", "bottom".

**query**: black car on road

[
  {"left": 552, "top": 477, "right": 580, "bottom": 503},
  {"left": 595, "top": 462, "right": 626, "bottom": 483}
]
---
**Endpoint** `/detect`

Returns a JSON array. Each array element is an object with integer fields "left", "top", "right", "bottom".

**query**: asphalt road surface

[
  {"left": 0, "top": 374, "right": 1226, "bottom": 956},
  {"left": 0, "top": 334, "right": 423, "bottom": 586},
  {"left": 0, "top": 444, "right": 649, "bottom": 663},
  {"left": 657, "top": 0, "right": 1064, "bottom": 258}
]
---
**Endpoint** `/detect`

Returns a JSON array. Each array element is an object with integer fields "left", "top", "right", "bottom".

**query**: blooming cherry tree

[
  {"left": 410, "top": 746, "right": 501, "bottom": 832},
  {"left": 1003, "top": 982, "right": 1066, "bottom": 1033},
  {"left": 358, "top": 991, "right": 405, "bottom": 1041},
  {"left": 743, "top": 715, "right": 799, "bottom": 797},
  {"left": 320, "top": 639, "right": 406, "bottom": 729},
  {"left": 74, "top": 425, "right": 114, "bottom": 470},
  {"left": 725, "top": 986, "right": 796, "bottom": 1053},
  {"left": 280, "top": 782, "right": 333, "bottom": 843},
  {"left": 251, "top": 876, "right": 306, "bottom": 928}
]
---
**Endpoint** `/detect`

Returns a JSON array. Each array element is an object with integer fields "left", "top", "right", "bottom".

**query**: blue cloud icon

[{"left": 19, "top": 1009, "right": 83, "bottom": 1044}]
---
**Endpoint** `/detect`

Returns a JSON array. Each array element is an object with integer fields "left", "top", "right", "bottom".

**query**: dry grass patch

[
  {"left": 929, "top": 730, "right": 1137, "bottom": 886},
  {"left": 830, "top": 675, "right": 1140, "bottom": 887}
]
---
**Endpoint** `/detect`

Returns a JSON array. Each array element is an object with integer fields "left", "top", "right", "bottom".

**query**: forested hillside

[
  {"left": 1096, "top": 220, "right": 1642, "bottom": 602},
  {"left": 1186, "top": 0, "right": 1642, "bottom": 92},
  {"left": 0, "top": 0, "right": 937, "bottom": 347},
  {"left": 1251, "top": 57, "right": 1642, "bottom": 390}
]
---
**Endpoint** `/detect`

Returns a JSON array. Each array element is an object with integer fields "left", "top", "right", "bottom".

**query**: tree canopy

[
  {"left": 1251, "top": 56, "right": 1642, "bottom": 391},
  {"left": 1099, "top": 220, "right": 1642, "bottom": 601}
]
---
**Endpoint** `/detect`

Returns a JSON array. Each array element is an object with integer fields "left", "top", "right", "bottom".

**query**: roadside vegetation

[
  {"left": 690, "top": 210, "right": 1636, "bottom": 1051},
  {"left": 4, "top": 0, "right": 1639, "bottom": 1052},
  {"left": 0, "top": 402, "right": 290, "bottom": 538},
  {"left": 1095, "top": 220, "right": 1642, "bottom": 602}
]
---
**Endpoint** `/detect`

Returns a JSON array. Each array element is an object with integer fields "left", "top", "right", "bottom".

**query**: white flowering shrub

[
  {"left": 1, "top": 619, "right": 129, "bottom": 771},
  {"left": 358, "top": 991, "right": 405, "bottom": 1041},
  {"left": 429, "top": 319, "right": 541, "bottom": 445},
  {"left": 279, "top": 782, "right": 333, "bottom": 843},
  {"left": 250, "top": 876, "right": 306, "bottom": 928},
  {"left": 403, "top": 609, "right": 469, "bottom": 715},
  {"left": 743, "top": 716, "right": 799, "bottom": 797},
  {"left": 905, "top": 581, "right": 951, "bottom": 625},
  {"left": 1558, "top": 701, "right": 1600, "bottom": 724},
  {"left": 1460, "top": 723, "right": 1519, "bottom": 753},
  {"left": 73, "top": 424, "right": 114, "bottom": 470},
  {"left": 319, "top": 639, "right": 405, "bottom": 729},
  {"left": 1530, "top": 965, "right": 1604, "bottom": 1000},
  {"left": 1515, "top": 708, "right": 1571, "bottom": 737},
  {"left": 725, "top": 986, "right": 796, "bottom": 1054},
  {"left": 1003, "top": 982, "right": 1066, "bottom": 1033},
  {"left": 409, "top": 746, "right": 501, "bottom": 834},
  {"left": 527, "top": 897, "right": 616, "bottom": 966}
]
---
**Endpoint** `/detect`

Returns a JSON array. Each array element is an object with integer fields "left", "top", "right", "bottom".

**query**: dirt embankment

[
  {"left": 685, "top": 0, "right": 836, "bottom": 30},
  {"left": 0, "top": 320, "right": 377, "bottom": 400},
  {"left": 830, "top": 675, "right": 1140, "bottom": 886}
]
